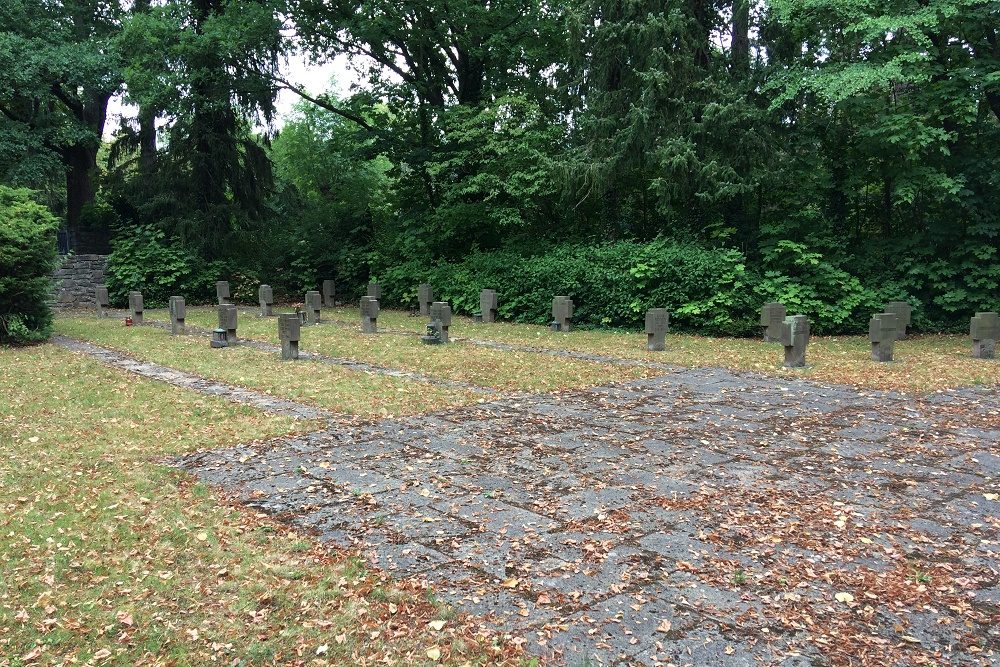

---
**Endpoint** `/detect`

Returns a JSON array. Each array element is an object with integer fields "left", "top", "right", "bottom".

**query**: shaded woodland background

[{"left": 2, "top": 0, "right": 998, "bottom": 335}]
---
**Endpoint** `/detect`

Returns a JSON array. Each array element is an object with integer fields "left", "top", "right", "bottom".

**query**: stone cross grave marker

[
  {"left": 278, "top": 313, "right": 301, "bottom": 360},
  {"left": 259, "top": 284, "right": 273, "bottom": 317},
  {"left": 304, "top": 290, "right": 321, "bottom": 325},
  {"left": 128, "top": 291, "right": 144, "bottom": 324},
  {"left": 645, "top": 308, "right": 669, "bottom": 351},
  {"left": 970, "top": 311, "right": 999, "bottom": 359},
  {"left": 169, "top": 296, "right": 186, "bottom": 336},
  {"left": 217, "top": 304, "right": 238, "bottom": 345},
  {"left": 418, "top": 283, "right": 434, "bottom": 316},
  {"left": 552, "top": 296, "right": 574, "bottom": 332},
  {"left": 780, "top": 314, "right": 809, "bottom": 368},
  {"left": 884, "top": 301, "right": 912, "bottom": 339},
  {"left": 760, "top": 302, "right": 786, "bottom": 342},
  {"left": 429, "top": 301, "right": 452, "bottom": 343},
  {"left": 95, "top": 285, "right": 109, "bottom": 318},
  {"left": 367, "top": 283, "right": 381, "bottom": 301},
  {"left": 479, "top": 289, "right": 498, "bottom": 323},
  {"left": 360, "top": 296, "right": 379, "bottom": 333},
  {"left": 216, "top": 281, "right": 231, "bottom": 305},
  {"left": 322, "top": 280, "right": 335, "bottom": 308},
  {"left": 869, "top": 312, "right": 898, "bottom": 362}
]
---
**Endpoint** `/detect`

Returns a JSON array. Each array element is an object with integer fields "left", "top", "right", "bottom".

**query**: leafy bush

[
  {"left": 106, "top": 225, "right": 219, "bottom": 307},
  {"left": 752, "top": 240, "right": 880, "bottom": 334},
  {"left": 0, "top": 186, "right": 59, "bottom": 345},
  {"left": 895, "top": 226, "right": 1000, "bottom": 332},
  {"left": 376, "top": 238, "right": 760, "bottom": 335}
]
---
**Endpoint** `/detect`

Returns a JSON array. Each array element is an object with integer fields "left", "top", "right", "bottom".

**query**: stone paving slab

[{"left": 174, "top": 369, "right": 1000, "bottom": 665}]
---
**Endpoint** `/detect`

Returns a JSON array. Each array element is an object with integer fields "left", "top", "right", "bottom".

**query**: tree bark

[
  {"left": 63, "top": 89, "right": 111, "bottom": 232},
  {"left": 138, "top": 106, "right": 157, "bottom": 178},
  {"left": 731, "top": 0, "right": 750, "bottom": 75}
]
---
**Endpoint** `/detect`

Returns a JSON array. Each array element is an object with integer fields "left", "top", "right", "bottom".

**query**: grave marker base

[
  {"left": 871, "top": 343, "right": 893, "bottom": 362},
  {"left": 281, "top": 340, "right": 299, "bottom": 360},
  {"left": 972, "top": 340, "right": 997, "bottom": 359}
]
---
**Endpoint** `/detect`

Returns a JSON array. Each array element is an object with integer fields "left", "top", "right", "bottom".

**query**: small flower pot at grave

[
  {"left": 210, "top": 328, "right": 229, "bottom": 348},
  {"left": 421, "top": 322, "right": 444, "bottom": 345},
  {"left": 474, "top": 312, "right": 483, "bottom": 323},
  {"left": 124, "top": 317, "right": 133, "bottom": 327}
]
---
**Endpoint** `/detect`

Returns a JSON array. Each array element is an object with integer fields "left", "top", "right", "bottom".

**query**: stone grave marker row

[
  {"left": 216, "top": 281, "right": 230, "bottom": 306},
  {"left": 419, "top": 283, "right": 434, "bottom": 316},
  {"left": 428, "top": 301, "right": 452, "bottom": 343},
  {"left": 971, "top": 311, "right": 999, "bottom": 359},
  {"left": 645, "top": 308, "right": 669, "bottom": 351},
  {"left": 95, "top": 285, "right": 110, "bottom": 318},
  {"left": 361, "top": 297, "right": 379, "bottom": 334},
  {"left": 305, "top": 290, "right": 321, "bottom": 325},
  {"left": 128, "top": 291, "right": 143, "bottom": 324},
  {"left": 781, "top": 315, "right": 809, "bottom": 368},
  {"left": 213, "top": 304, "right": 237, "bottom": 347},
  {"left": 884, "top": 301, "right": 912, "bottom": 339},
  {"left": 869, "top": 312, "right": 898, "bottom": 362},
  {"left": 259, "top": 284, "right": 273, "bottom": 317},
  {"left": 322, "top": 279, "right": 335, "bottom": 308},
  {"left": 552, "top": 296, "right": 574, "bottom": 332},
  {"left": 479, "top": 289, "right": 498, "bottom": 323},
  {"left": 278, "top": 313, "right": 301, "bottom": 360},
  {"left": 169, "top": 296, "right": 186, "bottom": 336},
  {"left": 760, "top": 303, "right": 786, "bottom": 342}
]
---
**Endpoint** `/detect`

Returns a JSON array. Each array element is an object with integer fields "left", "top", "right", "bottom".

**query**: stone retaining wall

[{"left": 52, "top": 254, "right": 108, "bottom": 308}]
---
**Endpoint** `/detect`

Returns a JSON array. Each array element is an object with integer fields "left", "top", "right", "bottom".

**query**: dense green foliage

[
  {"left": 377, "top": 238, "right": 908, "bottom": 335},
  {"left": 104, "top": 225, "right": 218, "bottom": 308},
  {"left": 2, "top": 0, "right": 998, "bottom": 333},
  {"left": 0, "top": 186, "right": 59, "bottom": 345}
]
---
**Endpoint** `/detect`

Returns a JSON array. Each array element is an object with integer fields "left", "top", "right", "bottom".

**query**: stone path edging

[
  {"left": 139, "top": 319, "right": 495, "bottom": 395},
  {"left": 53, "top": 335, "right": 333, "bottom": 421}
]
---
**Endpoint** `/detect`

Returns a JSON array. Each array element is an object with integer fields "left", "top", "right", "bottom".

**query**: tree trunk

[
  {"left": 64, "top": 145, "right": 96, "bottom": 230},
  {"left": 882, "top": 174, "right": 893, "bottom": 238},
  {"left": 64, "top": 89, "right": 110, "bottom": 235},
  {"left": 731, "top": 0, "right": 750, "bottom": 75},
  {"left": 691, "top": 0, "right": 712, "bottom": 69},
  {"left": 138, "top": 105, "right": 157, "bottom": 177}
]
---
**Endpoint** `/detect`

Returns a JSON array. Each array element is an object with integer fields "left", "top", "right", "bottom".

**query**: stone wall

[{"left": 52, "top": 254, "right": 108, "bottom": 308}]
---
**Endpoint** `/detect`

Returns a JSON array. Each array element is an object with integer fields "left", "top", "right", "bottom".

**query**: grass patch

[
  {"left": 55, "top": 315, "right": 480, "bottom": 417},
  {"left": 146, "top": 307, "right": 654, "bottom": 392},
  {"left": 139, "top": 304, "right": 996, "bottom": 393},
  {"left": 0, "top": 344, "right": 513, "bottom": 665},
  {"left": 316, "top": 307, "right": 998, "bottom": 394}
]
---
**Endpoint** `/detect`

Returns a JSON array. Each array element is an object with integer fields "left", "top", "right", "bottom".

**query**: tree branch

[
  {"left": 271, "top": 75, "right": 375, "bottom": 131},
  {"left": 50, "top": 83, "right": 84, "bottom": 116}
]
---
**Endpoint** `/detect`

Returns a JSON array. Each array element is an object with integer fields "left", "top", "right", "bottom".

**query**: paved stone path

[
  {"left": 53, "top": 336, "right": 333, "bottom": 421},
  {"left": 175, "top": 367, "right": 1000, "bottom": 666}
]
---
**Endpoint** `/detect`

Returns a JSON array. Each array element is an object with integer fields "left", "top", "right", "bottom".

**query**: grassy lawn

[
  {"left": 143, "top": 307, "right": 657, "bottom": 392},
  {"left": 133, "top": 304, "right": 995, "bottom": 394},
  {"left": 314, "top": 306, "right": 997, "bottom": 394},
  {"left": 55, "top": 315, "right": 481, "bottom": 417},
  {"left": 0, "top": 344, "right": 515, "bottom": 666}
]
